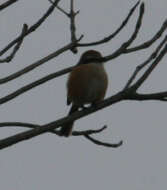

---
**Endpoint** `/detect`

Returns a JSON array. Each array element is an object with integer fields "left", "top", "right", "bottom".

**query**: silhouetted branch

[
  {"left": 48, "top": 0, "right": 70, "bottom": 17},
  {"left": 0, "top": 42, "right": 75, "bottom": 84},
  {"left": 133, "top": 43, "right": 167, "bottom": 90},
  {"left": 0, "top": 1, "right": 166, "bottom": 150},
  {"left": 72, "top": 126, "right": 107, "bottom": 136},
  {"left": 128, "top": 91, "right": 167, "bottom": 101},
  {"left": 0, "top": 24, "right": 28, "bottom": 63},
  {"left": 125, "top": 19, "right": 167, "bottom": 53},
  {"left": 104, "top": 2, "right": 144, "bottom": 62},
  {"left": 0, "top": 0, "right": 19, "bottom": 11},
  {"left": 69, "top": 0, "right": 78, "bottom": 53},
  {"left": 124, "top": 35, "right": 167, "bottom": 89},
  {"left": 49, "top": 0, "right": 79, "bottom": 53},
  {"left": 84, "top": 135, "right": 123, "bottom": 148},
  {"left": 0, "top": 0, "right": 61, "bottom": 57},
  {"left": 77, "top": 1, "right": 140, "bottom": 47},
  {"left": 0, "top": 123, "right": 120, "bottom": 148},
  {"left": 0, "top": 34, "right": 165, "bottom": 106}
]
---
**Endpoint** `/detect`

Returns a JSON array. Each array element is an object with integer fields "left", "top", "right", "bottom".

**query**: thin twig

[
  {"left": 125, "top": 19, "right": 167, "bottom": 53},
  {"left": 104, "top": 2, "right": 145, "bottom": 61},
  {"left": 0, "top": 0, "right": 61, "bottom": 57},
  {"left": 77, "top": 0, "right": 140, "bottom": 47},
  {"left": 0, "top": 0, "right": 19, "bottom": 11},
  {"left": 132, "top": 43, "right": 167, "bottom": 90},
  {"left": 69, "top": 0, "right": 78, "bottom": 53},
  {"left": 127, "top": 91, "right": 167, "bottom": 101},
  {"left": 0, "top": 42, "right": 75, "bottom": 84},
  {"left": 123, "top": 35, "right": 167, "bottom": 90},
  {"left": 48, "top": 0, "right": 70, "bottom": 16},
  {"left": 84, "top": 135, "right": 123, "bottom": 148},
  {"left": 0, "top": 24, "right": 28, "bottom": 63}
]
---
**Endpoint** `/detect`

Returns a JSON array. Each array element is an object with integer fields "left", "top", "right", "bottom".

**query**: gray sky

[{"left": 0, "top": 0, "right": 166, "bottom": 189}]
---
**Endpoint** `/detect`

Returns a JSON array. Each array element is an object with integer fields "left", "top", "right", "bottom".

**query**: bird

[{"left": 60, "top": 50, "right": 108, "bottom": 137}]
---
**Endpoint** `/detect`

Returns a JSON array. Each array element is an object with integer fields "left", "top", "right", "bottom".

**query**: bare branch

[
  {"left": 124, "top": 35, "right": 167, "bottom": 89},
  {"left": 0, "top": 0, "right": 19, "bottom": 11},
  {"left": 127, "top": 91, "right": 167, "bottom": 101},
  {"left": 0, "top": 24, "right": 28, "bottom": 63},
  {"left": 0, "top": 65, "right": 74, "bottom": 105},
  {"left": 0, "top": 42, "right": 75, "bottom": 84},
  {"left": 132, "top": 43, "right": 167, "bottom": 90},
  {"left": 78, "top": 0, "right": 140, "bottom": 47},
  {"left": 103, "top": 2, "right": 145, "bottom": 62},
  {"left": 84, "top": 135, "right": 123, "bottom": 148},
  {"left": 0, "top": 0, "right": 61, "bottom": 57},
  {"left": 0, "top": 81, "right": 167, "bottom": 149},
  {"left": 69, "top": 0, "right": 78, "bottom": 53},
  {"left": 48, "top": 0, "right": 70, "bottom": 17},
  {"left": 0, "top": 123, "right": 121, "bottom": 148},
  {"left": 72, "top": 126, "right": 107, "bottom": 136},
  {"left": 0, "top": 90, "right": 125, "bottom": 150},
  {"left": 125, "top": 19, "right": 167, "bottom": 53}
]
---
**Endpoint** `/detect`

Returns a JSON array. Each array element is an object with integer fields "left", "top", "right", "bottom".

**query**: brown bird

[{"left": 60, "top": 50, "right": 108, "bottom": 137}]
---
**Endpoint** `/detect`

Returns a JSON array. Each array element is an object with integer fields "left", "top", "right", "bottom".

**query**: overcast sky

[{"left": 0, "top": 0, "right": 166, "bottom": 189}]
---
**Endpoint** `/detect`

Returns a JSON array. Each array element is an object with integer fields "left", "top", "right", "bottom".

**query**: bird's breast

[{"left": 67, "top": 63, "right": 108, "bottom": 105}]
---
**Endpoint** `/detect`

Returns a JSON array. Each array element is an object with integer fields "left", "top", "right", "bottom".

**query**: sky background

[{"left": 0, "top": 0, "right": 166, "bottom": 189}]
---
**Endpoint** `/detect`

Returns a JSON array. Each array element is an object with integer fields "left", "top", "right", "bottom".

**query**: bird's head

[{"left": 78, "top": 50, "right": 103, "bottom": 65}]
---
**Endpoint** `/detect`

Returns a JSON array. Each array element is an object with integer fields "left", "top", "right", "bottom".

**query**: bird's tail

[{"left": 59, "top": 105, "right": 78, "bottom": 137}]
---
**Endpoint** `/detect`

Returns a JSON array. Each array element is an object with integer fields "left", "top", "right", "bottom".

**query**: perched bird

[{"left": 60, "top": 50, "right": 108, "bottom": 137}]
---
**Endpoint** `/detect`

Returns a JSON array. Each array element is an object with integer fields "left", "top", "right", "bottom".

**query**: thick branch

[
  {"left": 0, "top": 90, "right": 125, "bottom": 150},
  {"left": 0, "top": 83, "right": 167, "bottom": 149},
  {"left": 69, "top": 0, "right": 78, "bottom": 53},
  {"left": 127, "top": 91, "right": 167, "bottom": 101},
  {"left": 84, "top": 135, "right": 123, "bottom": 148}
]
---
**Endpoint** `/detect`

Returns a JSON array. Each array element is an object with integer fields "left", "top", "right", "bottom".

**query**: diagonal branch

[
  {"left": 103, "top": 2, "right": 145, "bottom": 61},
  {"left": 0, "top": 83, "right": 167, "bottom": 149},
  {"left": 77, "top": 0, "right": 140, "bottom": 47},
  {"left": 132, "top": 43, "right": 167, "bottom": 90},
  {"left": 125, "top": 19, "right": 167, "bottom": 53},
  {"left": 84, "top": 135, "right": 123, "bottom": 148},
  {"left": 0, "top": 0, "right": 61, "bottom": 57},
  {"left": 0, "top": 123, "right": 121, "bottom": 148},
  {"left": 0, "top": 0, "right": 19, "bottom": 11},
  {"left": 0, "top": 90, "right": 125, "bottom": 150},
  {"left": 0, "top": 24, "right": 28, "bottom": 63},
  {"left": 48, "top": 0, "right": 70, "bottom": 17},
  {"left": 0, "top": 42, "right": 76, "bottom": 84},
  {"left": 123, "top": 35, "right": 167, "bottom": 90}
]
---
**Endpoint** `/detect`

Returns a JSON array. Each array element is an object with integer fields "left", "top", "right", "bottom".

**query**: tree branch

[
  {"left": 84, "top": 135, "right": 123, "bottom": 148},
  {"left": 124, "top": 35, "right": 167, "bottom": 89},
  {"left": 0, "top": 0, "right": 61, "bottom": 57},
  {"left": 0, "top": 24, "right": 28, "bottom": 63},
  {"left": 0, "top": 0, "right": 19, "bottom": 11},
  {"left": 125, "top": 19, "right": 167, "bottom": 53},
  {"left": 103, "top": 2, "right": 145, "bottom": 61},
  {"left": 69, "top": 0, "right": 78, "bottom": 53},
  {"left": 133, "top": 43, "right": 167, "bottom": 90},
  {"left": 77, "top": 0, "right": 140, "bottom": 47}
]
